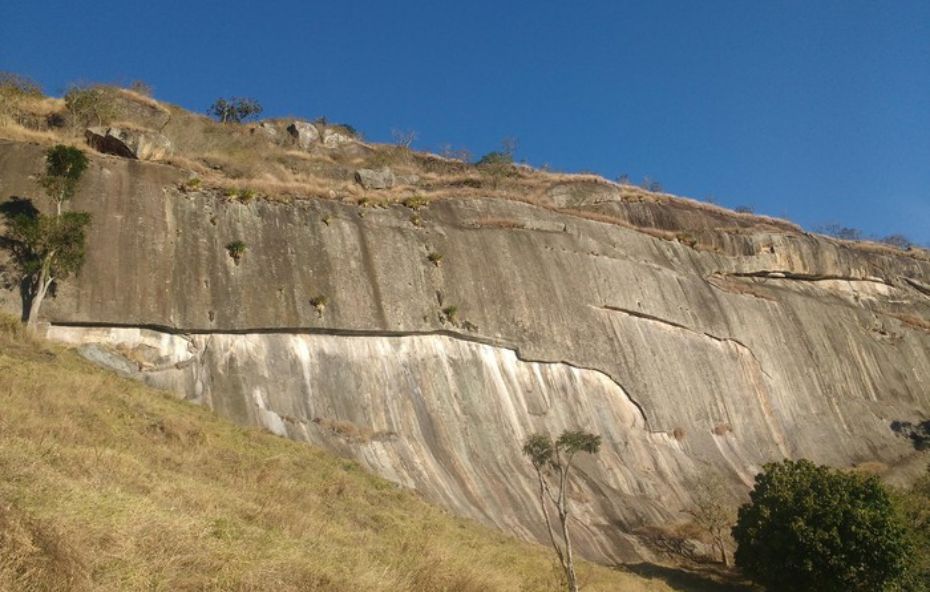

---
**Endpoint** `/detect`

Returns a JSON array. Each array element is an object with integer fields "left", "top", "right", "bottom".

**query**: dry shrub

[
  {"left": 712, "top": 423, "right": 731, "bottom": 436},
  {"left": 673, "top": 427, "right": 687, "bottom": 441},
  {"left": 0, "top": 313, "right": 24, "bottom": 339},
  {"left": 635, "top": 525, "right": 700, "bottom": 563}
]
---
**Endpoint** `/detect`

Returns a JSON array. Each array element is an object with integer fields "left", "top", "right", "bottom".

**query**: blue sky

[{"left": 2, "top": 0, "right": 928, "bottom": 244}]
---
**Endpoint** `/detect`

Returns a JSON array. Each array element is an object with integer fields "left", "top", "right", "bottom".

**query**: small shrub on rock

[{"left": 225, "top": 240, "right": 246, "bottom": 263}]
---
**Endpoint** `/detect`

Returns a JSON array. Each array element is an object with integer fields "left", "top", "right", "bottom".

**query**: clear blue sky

[{"left": 2, "top": 0, "right": 928, "bottom": 244}]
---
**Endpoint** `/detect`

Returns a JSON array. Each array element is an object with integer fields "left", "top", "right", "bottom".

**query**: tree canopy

[
  {"left": 4, "top": 209, "right": 91, "bottom": 280},
  {"left": 38, "top": 145, "right": 88, "bottom": 212},
  {"left": 208, "top": 97, "right": 263, "bottom": 123},
  {"left": 733, "top": 459, "right": 912, "bottom": 592}
]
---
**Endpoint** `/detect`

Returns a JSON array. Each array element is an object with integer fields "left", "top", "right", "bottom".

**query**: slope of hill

[{"left": 0, "top": 317, "right": 692, "bottom": 592}]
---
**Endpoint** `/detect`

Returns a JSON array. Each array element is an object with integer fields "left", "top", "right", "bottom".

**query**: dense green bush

[
  {"left": 733, "top": 459, "right": 912, "bottom": 592},
  {"left": 894, "top": 467, "right": 930, "bottom": 591}
]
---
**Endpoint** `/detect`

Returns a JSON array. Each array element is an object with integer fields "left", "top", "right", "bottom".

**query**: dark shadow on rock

[
  {"left": 891, "top": 420, "right": 930, "bottom": 450},
  {"left": 620, "top": 562, "right": 757, "bottom": 592},
  {"left": 0, "top": 196, "right": 40, "bottom": 220},
  {"left": 0, "top": 196, "right": 39, "bottom": 321}
]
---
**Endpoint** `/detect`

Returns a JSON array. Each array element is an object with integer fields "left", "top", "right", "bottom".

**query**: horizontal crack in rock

[
  {"left": 729, "top": 270, "right": 891, "bottom": 285},
  {"left": 49, "top": 320, "right": 657, "bottom": 432},
  {"left": 597, "top": 305, "right": 772, "bottom": 379}
]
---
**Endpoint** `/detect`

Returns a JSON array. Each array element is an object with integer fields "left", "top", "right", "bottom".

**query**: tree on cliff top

[
  {"left": 522, "top": 429, "right": 601, "bottom": 592},
  {"left": 208, "top": 97, "right": 263, "bottom": 124},
  {"left": 0, "top": 145, "right": 91, "bottom": 329},
  {"left": 733, "top": 459, "right": 912, "bottom": 592}
]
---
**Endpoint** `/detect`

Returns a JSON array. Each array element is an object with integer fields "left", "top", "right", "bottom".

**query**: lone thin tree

[
  {"left": 1, "top": 145, "right": 91, "bottom": 328},
  {"left": 522, "top": 430, "right": 601, "bottom": 592},
  {"left": 208, "top": 97, "right": 263, "bottom": 123}
]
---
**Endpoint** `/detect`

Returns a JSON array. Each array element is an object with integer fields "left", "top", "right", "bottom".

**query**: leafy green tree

[
  {"left": 893, "top": 466, "right": 930, "bottom": 591},
  {"left": 733, "top": 459, "right": 912, "bottom": 592},
  {"left": 522, "top": 430, "right": 601, "bottom": 592},
  {"left": 208, "top": 97, "right": 263, "bottom": 123},
  {"left": 38, "top": 145, "right": 88, "bottom": 216},
  {"left": 0, "top": 146, "right": 91, "bottom": 328}
]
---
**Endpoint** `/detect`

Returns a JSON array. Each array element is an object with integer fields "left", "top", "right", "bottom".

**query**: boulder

[
  {"left": 396, "top": 174, "right": 420, "bottom": 186},
  {"left": 322, "top": 128, "right": 354, "bottom": 148},
  {"left": 355, "top": 167, "right": 396, "bottom": 190},
  {"left": 286, "top": 121, "right": 319, "bottom": 149},
  {"left": 253, "top": 122, "right": 279, "bottom": 141},
  {"left": 85, "top": 127, "right": 172, "bottom": 160}
]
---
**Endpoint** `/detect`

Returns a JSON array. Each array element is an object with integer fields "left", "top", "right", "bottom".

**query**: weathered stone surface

[
  {"left": 253, "top": 121, "right": 279, "bottom": 140},
  {"left": 321, "top": 128, "right": 353, "bottom": 148},
  {"left": 355, "top": 167, "right": 395, "bottom": 190},
  {"left": 1, "top": 140, "right": 929, "bottom": 563},
  {"left": 47, "top": 326, "right": 682, "bottom": 561},
  {"left": 397, "top": 173, "right": 420, "bottom": 186},
  {"left": 85, "top": 127, "right": 172, "bottom": 160},
  {"left": 286, "top": 121, "right": 320, "bottom": 149}
]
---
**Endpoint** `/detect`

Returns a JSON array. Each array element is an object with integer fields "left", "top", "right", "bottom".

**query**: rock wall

[{"left": 2, "top": 140, "right": 930, "bottom": 562}]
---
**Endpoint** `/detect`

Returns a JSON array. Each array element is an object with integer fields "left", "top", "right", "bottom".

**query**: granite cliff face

[{"left": 2, "top": 140, "right": 929, "bottom": 562}]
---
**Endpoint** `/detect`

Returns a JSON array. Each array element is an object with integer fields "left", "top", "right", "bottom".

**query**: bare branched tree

[
  {"left": 391, "top": 128, "right": 417, "bottom": 149},
  {"left": 683, "top": 474, "right": 736, "bottom": 566},
  {"left": 522, "top": 430, "right": 601, "bottom": 592}
]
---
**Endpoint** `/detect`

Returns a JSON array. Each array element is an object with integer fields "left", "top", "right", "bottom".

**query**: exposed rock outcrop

[
  {"left": 1, "top": 140, "right": 928, "bottom": 563},
  {"left": 85, "top": 126, "right": 172, "bottom": 160},
  {"left": 253, "top": 121, "right": 279, "bottom": 141},
  {"left": 355, "top": 167, "right": 395, "bottom": 190},
  {"left": 322, "top": 127, "right": 354, "bottom": 147},
  {"left": 286, "top": 121, "right": 320, "bottom": 149}
]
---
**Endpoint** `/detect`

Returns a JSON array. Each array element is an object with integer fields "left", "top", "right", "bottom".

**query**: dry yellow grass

[{"left": 0, "top": 318, "right": 675, "bottom": 592}]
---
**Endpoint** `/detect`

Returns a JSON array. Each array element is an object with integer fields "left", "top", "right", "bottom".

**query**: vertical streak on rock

[{"left": 736, "top": 342, "right": 790, "bottom": 458}]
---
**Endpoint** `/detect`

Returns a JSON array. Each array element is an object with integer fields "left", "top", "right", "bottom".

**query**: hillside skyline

[{"left": 2, "top": 0, "right": 928, "bottom": 244}]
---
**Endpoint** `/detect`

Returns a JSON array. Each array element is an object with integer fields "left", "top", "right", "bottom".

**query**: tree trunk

[
  {"left": 557, "top": 464, "right": 579, "bottom": 592},
  {"left": 559, "top": 510, "right": 578, "bottom": 592},
  {"left": 536, "top": 473, "right": 566, "bottom": 572},
  {"left": 25, "top": 262, "right": 53, "bottom": 331}
]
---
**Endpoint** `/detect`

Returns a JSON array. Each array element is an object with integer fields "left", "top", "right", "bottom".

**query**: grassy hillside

[{"left": 0, "top": 317, "right": 684, "bottom": 592}]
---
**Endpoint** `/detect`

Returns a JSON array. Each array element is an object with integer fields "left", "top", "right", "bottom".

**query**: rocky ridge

[{"left": 1, "top": 139, "right": 928, "bottom": 563}]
